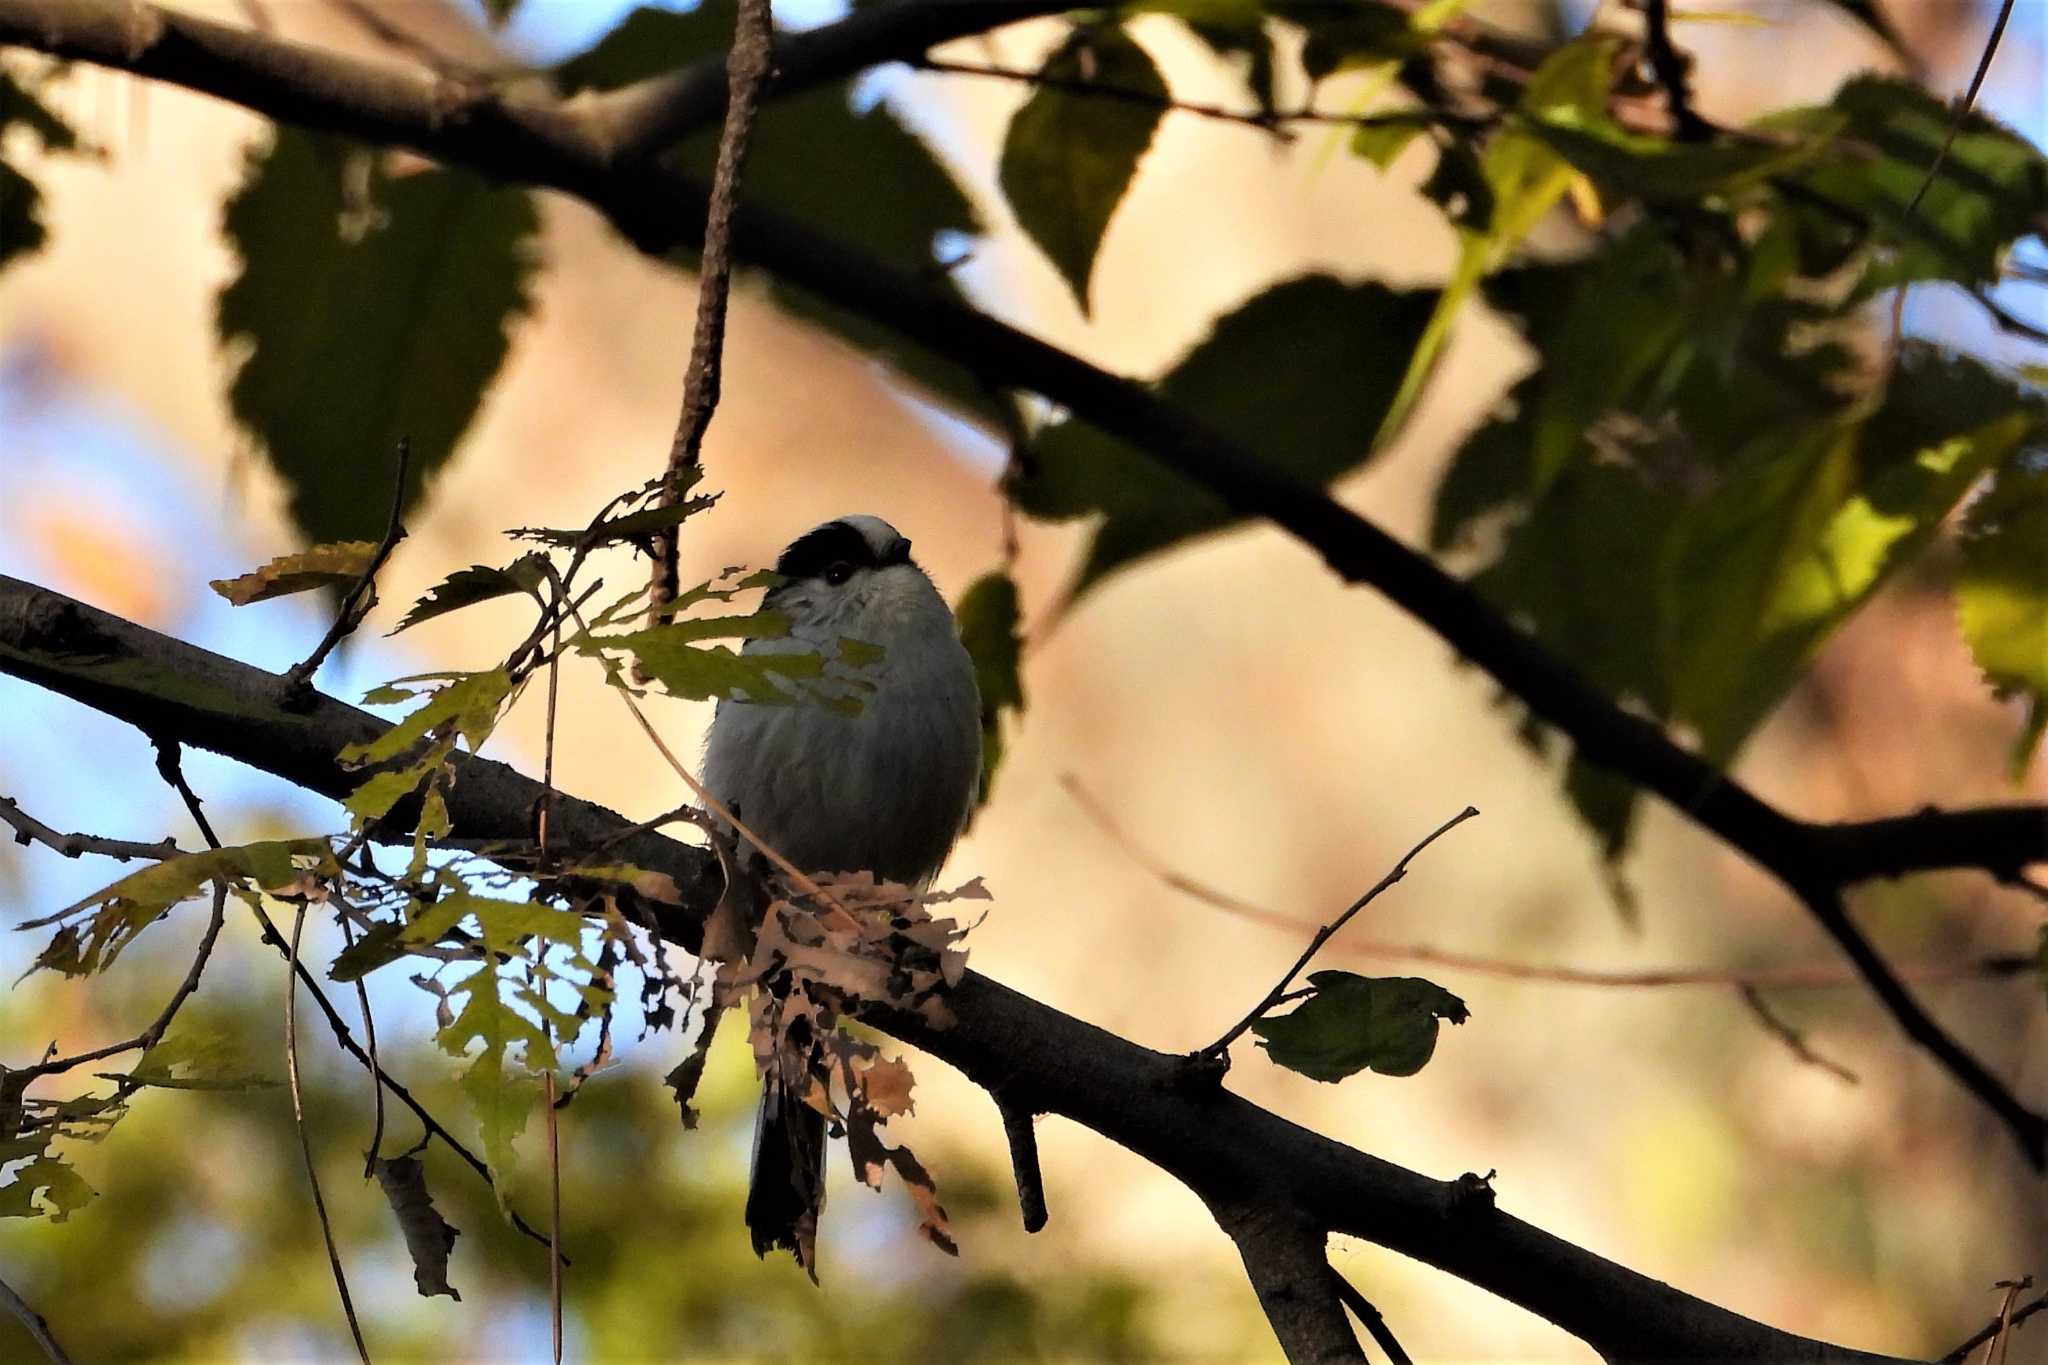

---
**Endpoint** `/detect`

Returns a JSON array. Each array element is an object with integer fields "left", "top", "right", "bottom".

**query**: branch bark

[{"left": 0, "top": 575, "right": 1929, "bottom": 1363}]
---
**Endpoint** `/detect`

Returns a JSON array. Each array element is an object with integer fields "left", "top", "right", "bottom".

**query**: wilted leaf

[
  {"left": 209, "top": 541, "right": 381, "bottom": 605},
  {"left": 955, "top": 572, "right": 1025, "bottom": 808},
  {"left": 218, "top": 129, "right": 540, "bottom": 545},
  {"left": 997, "top": 23, "right": 1166, "bottom": 313},
  {"left": 1250, "top": 971, "right": 1468, "bottom": 1082},
  {"left": 1010, "top": 275, "right": 1435, "bottom": 598},
  {"left": 394, "top": 556, "right": 548, "bottom": 634},
  {"left": 373, "top": 1155, "right": 461, "bottom": 1300},
  {"left": 25, "top": 840, "right": 337, "bottom": 976}
]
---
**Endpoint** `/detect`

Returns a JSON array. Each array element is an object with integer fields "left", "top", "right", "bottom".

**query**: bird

[{"left": 701, "top": 513, "right": 981, "bottom": 1266}]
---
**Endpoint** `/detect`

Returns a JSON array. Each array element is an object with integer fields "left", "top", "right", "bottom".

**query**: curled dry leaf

[
  {"left": 209, "top": 541, "right": 382, "bottom": 605},
  {"left": 372, "top": 1154, "right": 461, "bottom": 1300}
]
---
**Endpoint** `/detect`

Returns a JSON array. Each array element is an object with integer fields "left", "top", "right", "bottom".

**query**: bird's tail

[{"left": 746, "top": 1078, "right": 828, "bottom": 1276}]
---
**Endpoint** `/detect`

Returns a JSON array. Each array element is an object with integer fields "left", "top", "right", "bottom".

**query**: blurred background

[{"left": 1, "top": 0, "right": 2043, "bottom": 1360}]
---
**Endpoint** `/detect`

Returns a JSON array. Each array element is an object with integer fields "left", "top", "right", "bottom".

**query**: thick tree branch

[
  {"left": 1211, "top": 1205, "right": 1361, "bottom": 1363},
  {"left": 0, "top": 0, "right": 2038, "bottom": 1154},
  {"left": 0, "top": 577, "right": 1925, "bottom": 1364}
]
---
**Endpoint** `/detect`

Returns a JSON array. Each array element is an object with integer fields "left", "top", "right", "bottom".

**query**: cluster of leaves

[
  {"left": 684, "top": 868, "right": 984, "bottom": 1274},
  {"left": 980, "top": 4, "right": 2048, "bottom": 871}
]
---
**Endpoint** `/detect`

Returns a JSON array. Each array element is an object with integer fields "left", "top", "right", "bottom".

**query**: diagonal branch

[
  {"left": 0, "top": 575, "right": 1925, "bottom": 1364},
  {"left": 0, "top": 0, "right": 2038, "bottom": 1157}
]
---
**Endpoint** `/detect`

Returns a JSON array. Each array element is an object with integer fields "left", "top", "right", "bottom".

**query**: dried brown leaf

[{"left": 372, "top": 1154, "right": 461, "bottom": 1300}]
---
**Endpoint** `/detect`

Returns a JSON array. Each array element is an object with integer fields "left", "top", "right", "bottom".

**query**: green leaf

[
  {"left": 556, "top": 6, "right": 998, "bottom": 426},
  {"left": 436, "top": 967, "right": 552, "bottom": 1198},
  {"left": 394, "top": 556, "right": 549, "bottom": 634},
  {"left": 339, "top": 669, "right": 514, "bottom": 767},
  {"left": 1663, "top": 353, "right": 2046, "bottom": 761},
  {"left": 1763, "top": 77, "right": 2048, "bottom": 289},
  {"left": 0, "top": 1155, "right": 96, "bottom": 1222},
  {"left": 1273, "top": 0, "right": 1425, "bottom": 81},
  {"left": 573, "top": 615, "right": 856, "bottom": 706},
  {"left": 330, "top": 919, "right": 409, "bottom": 982},
  {"left": 217, "top": 129, "right": 540, "bottom": 545},
  {"left": 1009, "top": 274, "right": 1436, "bottom": 598},
  {"left": 209, "top": 541, "right": 380, "bottom": 605},
  {"left": 122, "top": 1027, "right": 280, "bottom": 1091},
  {"left": 402, "top": 890, "right": 588, "bottom": 960},
  {"left": 1956, "top": 460, "right": 2048, "bottom": 777},
  {"left": 998, "top": 24, "right": 1167, "bottom": 314},
  {"left": 26, "top": 840, "right": 337, "bottom": 976},
  {"left": 1250, "top": 971, "right": 1468, "bottom": 1082},
  {"left": 1520, "top": 108, "right": 1821, "bottom": 202},
  {"left": 955, "top": 572, "right": 1025, "bottom": 809},
  {"left": 1377, "top": 35, "right": 1621, "bottom": 446}
]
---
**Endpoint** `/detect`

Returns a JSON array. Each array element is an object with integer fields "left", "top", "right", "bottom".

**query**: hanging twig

[
  {"left": 649, "top": 0, "right": 775, "bottom": 612},
  {"left": 286, "top": 898, "right": 372, "bottom": 1365},
  {"left": 281, "top": 438, "right": 412, "bottom": 702},
  {"left": 1200, "top": 807, "right": 1480, "bottom": 1059},
  {"left": 1639, "top": 0, "right": 1712, "bottom": 142}
]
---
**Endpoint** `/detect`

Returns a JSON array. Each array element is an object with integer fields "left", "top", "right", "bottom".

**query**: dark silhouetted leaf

[
  {"left": 0, "top": 70, "right": 79, "bottom": 275},
  {"left": 955, "top": 571, "right": 1025, "bottom": 809},
  {"left": 394, "top": 555, "right": 549, "bottom": 634},
  {"left": 1251, "top": 971, "right": 1468, "bottom": 1082},
  {"left": 218, "top": 130, "right": 540, "bottom": 545},
  {"left": 998, "top": 24, "right": 1166, "bottom": 314},
  {"left": 373, "top": 1155, "right": 461, "bottom": 1300},
  {"left": 1010, "top": 274, "right": 1435, "bottom": 598}
]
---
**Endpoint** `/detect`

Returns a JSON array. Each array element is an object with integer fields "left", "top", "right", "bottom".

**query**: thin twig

[
  {"left": 910, "top": 55, "right": 1485, "bottom": 139},
  {"left": 336, "top": 907, "right": 386, "bottom": 1179},
  {"left": 1062, "top": 774, "right": 2032, "bottom": 991},
  {"left": 1202, "top": 807, "right": 1480, "bottom": 1058},
  {"left": 650, "top": 0, "right": 774, "bottom": 611},
  {"left": 286, "top": 899, "right": 372, "bottom": 1365},
  {"left": 282, "top": 439, "right": 411, "bottom": 700},
  {"left": 1902, "top": 0, "right": 2015, "bottom": 220},
  {"left": 1329, "top": 1266, "right": 1413, "bottom": 1365},
  {"left": 0, "top": 1268, "right": 72, "bottom": 1365},
  {"left": 0, "top": 794, "right": 181, "bottom": 862},
  {"left": 540, "top": 623, "right": 564, "bottom": 1365},
  {"left": 1737, "top": 984, "right": 1859, "bottom": 1085},
  {"left": 1941, "top": 1281, "right": 2043, "bottom": 1365}
]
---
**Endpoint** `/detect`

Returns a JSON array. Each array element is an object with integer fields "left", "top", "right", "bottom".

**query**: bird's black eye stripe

[{"left": 775, "top": 521, "right": 877, "bottom": 582}]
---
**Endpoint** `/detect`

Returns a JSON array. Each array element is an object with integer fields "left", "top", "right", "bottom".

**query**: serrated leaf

[
  {"left": 122, "top": 1026, "right": 280, "bottom": 1091},
  {"left": 329, "top": 919, "right": 409, "bottom": 982},
  {"left": 25, "top": 840, "right": 337, "bottom": 976},
  {"left": 217, "top": 129, "right": 540, "bottom": 545},
  {"left": 1250, "top": 971, "right": 1468, "bottom": 1082},
  {"left": 998, "top": 24, "right": 1166, "bottom": 314},
  {"left": 556, "top": 6, "right": 999, "bottom": 426},
  {"left": 1956, "top": 461, "right": 2048, "bottom": 776},
  {"left": 1762, "top": 77, "right": 2048, "bottom": 290},
  {"left": 437, "top": 967, "right": 551, "bottom": 1199},
  {"left": 1009, "top": 274, "right": 1435, "bottom": 598},
  {"left": 575, "top": 617, "right": 842, "bottom": 705},
  {"left": 394, "top": 556, "right": 548, "bottom": 634},
  {"left": 403, "top": 890, "right": 589, "bottom": 960},
  {"left": 339, "top": 669, "right": 513, "bottom": 767},
  {"left": 1664, "top": 353, "right": 2046, "bottom": 762},
  {"left": 955, "top": 572, "right": 1024, "bottom": 809},
  {"left": 209, "top": 541, "right": 380, "bottom": 605}
]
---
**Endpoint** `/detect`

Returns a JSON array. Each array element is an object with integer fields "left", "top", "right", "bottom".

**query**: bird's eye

[{"left": 823, "top": 560, "right": 857, "bottom": 586}]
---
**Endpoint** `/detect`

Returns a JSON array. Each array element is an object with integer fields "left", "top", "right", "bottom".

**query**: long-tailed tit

[{"left": 702, "top": 514, "right": 980, "bottom": 1263}]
